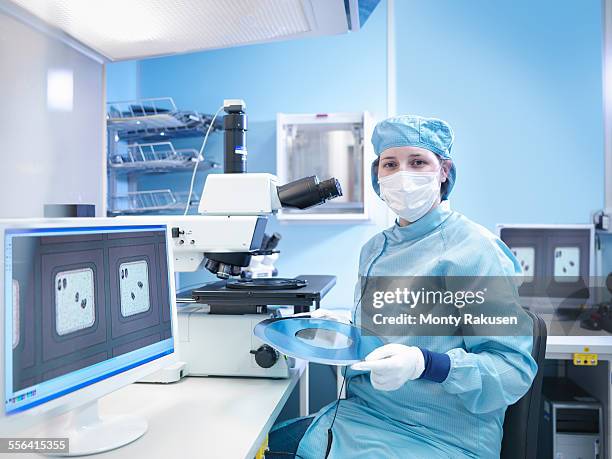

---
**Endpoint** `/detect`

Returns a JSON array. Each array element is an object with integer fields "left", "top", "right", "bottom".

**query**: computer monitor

[
  {"left": 0, "top": 218, "right": 177, "bottom": 455},
  {"left": 497, "top": 224, "right": 595, "bottom": 314}
]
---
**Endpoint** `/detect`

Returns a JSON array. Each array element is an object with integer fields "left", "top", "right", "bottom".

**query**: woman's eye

[
  {"left": 382, "top": 161, "right": 397, "bottom": 168},
  {"left": 411, "top": 160, "right": 426, "bottom": 167}
]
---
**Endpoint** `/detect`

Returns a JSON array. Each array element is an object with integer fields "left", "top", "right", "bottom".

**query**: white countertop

[
  {"left": 100, "top": 366, "right": 303, "bottom": 459},
  {"left": 19, "top": 362, "right": 304, "bottom": 459}
]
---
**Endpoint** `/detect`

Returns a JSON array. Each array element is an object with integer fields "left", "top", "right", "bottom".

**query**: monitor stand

[{"left": 44, "top": 400, "right": 147, "bottom": 456}]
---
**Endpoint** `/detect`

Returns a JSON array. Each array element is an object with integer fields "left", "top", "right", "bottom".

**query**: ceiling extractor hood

[{"left": 1, "top": 0, "right": 379, "bottom": 61}]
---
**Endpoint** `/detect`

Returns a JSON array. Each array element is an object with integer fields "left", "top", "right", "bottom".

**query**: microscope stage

[{"left": 190, "top": 275, "right": 336, "bottom": 314}]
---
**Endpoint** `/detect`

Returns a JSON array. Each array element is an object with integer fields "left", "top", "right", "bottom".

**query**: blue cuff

[{"left": 418, "top": 348, "right": 451, "bottom": 383}]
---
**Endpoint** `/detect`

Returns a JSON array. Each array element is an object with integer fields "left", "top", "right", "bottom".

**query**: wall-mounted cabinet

[{"left": 276, "top": 112, "right": 375, "bottom": 221}]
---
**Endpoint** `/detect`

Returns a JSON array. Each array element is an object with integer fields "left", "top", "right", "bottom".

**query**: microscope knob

[{"left": 250, "top": 345, "right": 279, "bottom": 368}]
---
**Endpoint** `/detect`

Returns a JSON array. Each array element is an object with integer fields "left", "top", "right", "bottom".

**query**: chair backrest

[{"left": 500, "top": 310, "right": 547, "bottom": 459}]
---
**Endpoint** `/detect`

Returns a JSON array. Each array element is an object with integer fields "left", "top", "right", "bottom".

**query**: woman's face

[{"left": 378, "top": 146, "right": 450, "bottom": 181}]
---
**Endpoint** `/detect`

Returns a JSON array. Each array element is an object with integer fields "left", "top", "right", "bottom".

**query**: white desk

[{"left": 22, "top": 362, "right": 304, "bottom": 459}]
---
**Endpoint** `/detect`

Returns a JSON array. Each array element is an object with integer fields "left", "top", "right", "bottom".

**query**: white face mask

[{"left": 378, "top": 171, "right": 441, "bottom": 222}]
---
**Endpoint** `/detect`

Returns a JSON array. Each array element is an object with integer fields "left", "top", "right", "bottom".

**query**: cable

[
  {"left": 330, "top": 367, "right": 347, "bottom": 426},
  {"left": 325, "top": 367, "right": 348, "bottom": 459},
  {"left": 183, "top": 105, "right": 224, "bottom": 215},
  {"left": 324, "top": 238, "right": 386, "bottom": 458},
  {"left": 323, "top": 281, "right": 367, "bottom": 459}
]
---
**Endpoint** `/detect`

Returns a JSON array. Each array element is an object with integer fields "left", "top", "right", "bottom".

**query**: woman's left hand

[{"left": 351, "top": 344, "right": 425, "bottom": 391}]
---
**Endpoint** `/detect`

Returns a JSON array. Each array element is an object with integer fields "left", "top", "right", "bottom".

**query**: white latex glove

[
  {"left": 292, "top": 308, "right": 352, "bottom": 325},
  {"left": 350, "top": 344, "right": 425, "bottom": 391}
]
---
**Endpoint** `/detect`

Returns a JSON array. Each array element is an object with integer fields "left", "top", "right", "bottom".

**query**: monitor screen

[
  {"left": 4, "top": 225, "right": 174, "bottom": 414},
  {"left": 499, "top": 226, "right": 592, "bottom": 300}
]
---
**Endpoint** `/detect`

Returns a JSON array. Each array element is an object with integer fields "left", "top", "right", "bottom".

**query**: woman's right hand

[{"left": 292, "top": 308, "right": 352, "bottom": 325}]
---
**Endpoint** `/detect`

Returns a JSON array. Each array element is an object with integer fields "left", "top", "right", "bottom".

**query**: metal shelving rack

[
  {"left": 106, "top": 97, "right": 222, "bottom": 215},
  {"left": 109, "top": 142, "right": 218, "bottom": 173},
  {"left": 107, "top": 190, "right": 201, "bottom": 216}
]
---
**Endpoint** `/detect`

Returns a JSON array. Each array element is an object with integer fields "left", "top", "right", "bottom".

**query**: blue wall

[
  {"left": 106, "top": 60, "right": 139, "bottom": 102},
  {"left": 395, "top": 0, "right": 604, "bottom": 230},
  {"left": 106, "top": 0, "right": 605, "bottom": 302}
]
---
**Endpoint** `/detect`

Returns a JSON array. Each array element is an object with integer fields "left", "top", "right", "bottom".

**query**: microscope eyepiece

[
  {"left": 277, "top": 176, "right": 343, "bottom": 210},
  {"left": 317, "top": 178, "right": 343, "bottom": 201}
]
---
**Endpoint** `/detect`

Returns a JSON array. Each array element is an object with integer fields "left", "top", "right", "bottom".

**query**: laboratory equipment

[
  {"left": 168, "top": 172, "right": 340, "bottom": 277},
  {"left": 140, "top": 101, "right": 342, "bottom": 381},
  {"left": 538, "top": 377, "right": 603, "bottom": 459},
  {"left": 241, "top": 232, "right": 282, "bottom": 279},
  {"left": 0, "top": 218, "right": 178, "bottom": 455},
  {"left": 174, "top": 310, "right": 291, "bottom": 378},
  {"left": 580, "top": 273, "right": 612, "bottom": 332},
  {"left": 175, "top": 276, "right": 336, "bottom": 378},
  {"left": 223, "top": 99, "right": 248, "bottom": 174},
  {"left": 227, "top": 277, "right": 305, "bottom": 289},
  {"left": 276, "top": 112, "right": 375, "bottom": 220},
  {"left": 594, "top": 210, "right": 610, "bottom": 231},
  {"left": 190, "top": 275, "right": 335, "bottom": 314},
  {"left": 254, "top": 317, "right": 384, "bottom": 366},
  {"left": 113, "top": 100, "right": 342, "bottom": 277},
  {"left": 168, "top": 100, "right": 342, "bottom": 278}
]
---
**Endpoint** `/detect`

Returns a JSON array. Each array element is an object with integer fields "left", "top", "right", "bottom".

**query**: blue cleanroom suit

[{"left": 295, "top": 202, "right": 537, "bottom": 458}]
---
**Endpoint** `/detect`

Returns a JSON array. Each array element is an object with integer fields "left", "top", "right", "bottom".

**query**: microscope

[
  {"left": 142, "top": 100, "right": 342, "bottom": 382},
  {"left": 169, "top": 100, "right": 341, "bottom": 278}
]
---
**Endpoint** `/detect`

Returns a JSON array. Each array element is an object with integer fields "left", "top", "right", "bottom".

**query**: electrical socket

[
  {"left": 119, "top": 260, "right": 150, "bottom": 317},
  {"left": 554, "top": 246, "right": 580, "bottom": 282},
  {"left": 55, "top": 268, "right": 95, "bottom": 336},
  {"left": 510, "top": 247, "right": 534, "bottom": 282}
]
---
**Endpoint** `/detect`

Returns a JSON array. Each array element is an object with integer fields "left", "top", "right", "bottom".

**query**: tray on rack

[
  {"left": 108, "top": 189, "right": 200, "bottom": 215},
  {"left": 109, "top": 142, "right": 219, "bottom": 173},
  {"left": 107, "top": 98, "right": 221, "bottom": 141}
]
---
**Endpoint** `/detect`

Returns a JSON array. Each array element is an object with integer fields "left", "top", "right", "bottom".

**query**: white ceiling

[{"left": 7, "top": 0, "right": 348, "bottom": 61}]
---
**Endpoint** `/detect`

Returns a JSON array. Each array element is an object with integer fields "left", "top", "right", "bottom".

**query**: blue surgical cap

[{"left": 370, "top": 115, "right": 456, "bottom": 200}]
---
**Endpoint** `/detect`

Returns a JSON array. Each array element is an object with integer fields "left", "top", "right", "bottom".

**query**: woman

[{"left": 268, "top": 115, "right": 537, "bottom": 459}]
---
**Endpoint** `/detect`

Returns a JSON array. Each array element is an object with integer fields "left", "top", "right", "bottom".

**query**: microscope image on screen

[
  {"left": 55, "top": 268, "right": 96, "bottom": 336},
  {"left": 119, "top": 260, "right": 151, "bottom": 317},
  {"left": 11, "top": 231, "right": 172, "bottom": 393}
]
